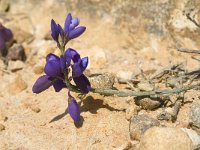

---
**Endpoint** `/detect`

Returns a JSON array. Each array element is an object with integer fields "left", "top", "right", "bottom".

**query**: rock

[
  {"left": 135, "top": 97, "right": 162, "bottom": 110},
  {"left": 0, "top": 123, "right": 5, "bottom": 131},
  {"left": 137, "top": 81, "right": 154, "bottom": 91},
  {"left": 125, "top": 105, "right": 139, "bottom": 120},
  {"left": 129, "top": 114, "right": 160, "bottom": 140},
  {"left": 33, "top": 65, "right": 44, "bottom": 74},
  {"left": 30, "top": 106, "right": 41, "bottom": 113},
  {"left": 89, "top": 73, "right": 115, "bottom": 89},
  {"left": 181, "top": 128, "right": 200, "bottom": 150},
  {"left": 189, "top": 100, "right": 200, "bottom": 134},
  {"left": 8, "top": 60, "right": 25, "bottom": 72},
  {"left": 0, "top": 0, "right": 9, "bottom": 12},
  {"left": 0, "top": 111, "right": 7, "bottom": 121},
  {"left": 116, "top": 70, "right": 133, "bottom": 82},
  {"left": 8, "top": 74, "right": 28, "bottom": 94},
  {"left": 6, "top": 44, "right": 26, "bottom": 61},
  {"left": 139, "top": 127, "right": 192, "bottom": 150},
  {"left": 12, "top": 27, "right": 34, "bottom": 43}
]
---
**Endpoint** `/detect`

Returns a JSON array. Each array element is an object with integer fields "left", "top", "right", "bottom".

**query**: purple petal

[
  {"left": 51, "top": 19, "right": 59, "bottom": 42},
  {"left": 65, "top": 48, "right": 80, "bottom": 65},
  {"left": 64, "top": 13, "right": 72, "bottom": 33},
  {"left": 32, "top": 75, "right": 54, "bottom": 93},
  {"left": 44, "top": 54, "right": 61, "bottom": 77},
  {"left": 68, "top": 26, "right": 86, "bottom": 40},
  {"left": 68, "top": 93, "right": 80, "bottom": 122},
  {"left": 72, "top": 57, "right": 88, "bottom": 77},
  {"left": 0, "top": 24, "right": 13, "bottom": 42},
  {"left": 60, "top": 56, "right": 66, "bottom": 72},
  {"left": 53, "top": 79, "right": 66, "bottom": 92},
  {"left": 73, "top": 74, "right": 91, "bottom": 93},
  {"left": 46, "top": 53, "right": 60, "bottom": 62},
  {"left": 69, "top": 18, "right": 80, "bottom": 30},
  {"left": 0, "top": 36, "right": 5, "bottom": 50},
  {"left": 81, "top": 57, "right": 88, "bottom": 70},
  {"left": 72, "top": 59, "right": 82, "bottom": 77}
]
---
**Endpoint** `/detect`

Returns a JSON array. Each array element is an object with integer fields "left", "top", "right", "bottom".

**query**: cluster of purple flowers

[
  {"left": 32, "top": 13, "right": 91, "bottom": 123},
  {"left": 0, "top": 24, "right": 13, "bottom": 56}
]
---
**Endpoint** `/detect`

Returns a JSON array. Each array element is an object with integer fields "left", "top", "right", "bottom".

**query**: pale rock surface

[{"left": 139, "top": 127, "right": 193, "bottom": 150}]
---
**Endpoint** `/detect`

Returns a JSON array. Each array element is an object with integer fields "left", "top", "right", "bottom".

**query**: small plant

[{"left": 32, "top": 13, "right": 90, "bottom": 122}]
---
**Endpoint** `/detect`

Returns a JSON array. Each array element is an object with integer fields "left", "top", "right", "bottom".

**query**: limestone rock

[
  {"left": 8, "top": 60, "right": 25, "bottom": 72},
  {"left": 135, "top": 97, "right": 162, "bottom": 110},
  {"left": 181, "top": 128, "right": 200, "bottom": 150},
  {"left": 189, "top": 100, "right": 200, "bottom": 134},
  {"left": 8, "top": 74, "right": 28, "bottom": 94},
  {"left": 89, "top": 73, "right": 115, "bottom": 89},
  {"left": 139, "top": 127, "right": 192, "bottom": 150},
  {"left": 129, "top": 114, "right": 160, "bottom": 140}
]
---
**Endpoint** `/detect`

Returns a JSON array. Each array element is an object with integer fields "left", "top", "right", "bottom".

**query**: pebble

[
  {"left": 137, "top": 81, "right": 154, "bottom": 91},
  {"left": 125, "top": 105, "right": 139, "bottom": 120},
  {"left": 181, "top": 128, "right": 200, "bottom": 150},
  {"left": 6, "top": 44, "right": 26, "bottom": 61},
  {"left": 0, "top": 123, "right": 5, "bottom": 131},
  {"left": 189, "top": 100, "right": 200, "bottom": 134},
  {"left": 139, "top": 127, "right": 192, "bottom": 150},
  {"left": 8, "top": 60, "right": 25, "bottom": 72},
  {"left": 129, "top": 114, "right": 160, "bottom": 140},
  {"left": 89, "top": 73, "right": 115, "bottom": 89},
  {"left": 135, "top": 97, "right": 162, "bottom": 110},
  {"left": 30, "top": 106, "right": 41, "bottom": 113},
  {"left": 8, "top": 74, "right": 28, "bottom": 94},
  {"left": 33, "top": 65, "right": 44, "bottom": 74}
]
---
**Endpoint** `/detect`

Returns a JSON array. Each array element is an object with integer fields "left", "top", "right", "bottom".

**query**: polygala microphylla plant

[
  {"left": 32, "top": 13, "right": 91, "bottom": 122},
  {"left": 32, "top": 13, "right": 196, "bottom": 124}
]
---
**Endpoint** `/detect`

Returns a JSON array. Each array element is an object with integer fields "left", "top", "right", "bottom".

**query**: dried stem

[
  {"left": 90, "top": 84, "right": 200, "bottom": 97},
  {"left": 177, "top": 48, "right": 200, "bottom": 54}
]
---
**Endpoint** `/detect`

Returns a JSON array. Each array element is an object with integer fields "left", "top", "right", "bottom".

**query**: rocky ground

[{"left": 0, "top": 0, "right": 200, "bottom": 150}]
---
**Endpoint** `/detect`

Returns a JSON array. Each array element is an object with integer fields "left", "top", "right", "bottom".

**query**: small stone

[
  {"left": 30, "top": 106, "right": 41, "bottom": 113},
  {"left": 8, "top": 74, "right": 28, "bottom": 95},
  {"left": 0, "top": 123, "right": 5, "bottom": 131},
  {"left": 116, "top": 70, "right": 133, "bottom": 82},
  {"left": 135, "top": 97, "right": 162, "bottom": 110},
  {"left": 0, "top": 111, "right": 7, "bottom": 121},
  {"left": 181, "top": 128, "right": 200, "bottom": 150},
  {"left": 0, "top": 0, "right": 9, "bottom": 12},
  {"left": 129, "top": 114, "right": 160, "bottom": 140},
  {"left": 189, "top": 100, "right": 200, "bottom": 134},
  {"left": 33, "top": 65, "right": 44, "bottom": 74},
  {"left": 6, "top": 44, "right": 26, "bottom": 61},
  {"left": 8, "top": 60, "right": 25, "bottom": 72},
  {"left": 139, "top": 127, "right": 192, "bottom": 150},
  {"left": 89, "top": 73, "right": 115, "bottom": 89},
  {"left": 125, "top": 105, "right": 138, "bottom": 120},
  {"left": 137, "top": 81, "right": 154, "bottom": 91}
]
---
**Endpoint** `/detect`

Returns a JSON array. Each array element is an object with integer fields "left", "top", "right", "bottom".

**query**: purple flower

[
  {"left": 51, "top": 13, "right": 86, "bottom": 46},
  {"left": 68, "top": 92, "right": 80, "bottom": 122},
  {"left": 32, "top": 53, "right": 66, "bottom": 93},
  {"left": 65, "top": 48, "right": 91, "bottom": 93},
  {"left": 0, "top": 24, "right": 13, "bottom": 56}
]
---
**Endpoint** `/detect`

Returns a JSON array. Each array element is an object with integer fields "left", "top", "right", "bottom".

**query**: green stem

[{"left": 91, "top": 84, "right": 200, "bottom": 97}]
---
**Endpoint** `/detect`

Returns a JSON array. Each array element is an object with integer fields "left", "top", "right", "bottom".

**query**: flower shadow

[{"left": 80, "top": 96, "right": 119, "bottom": 114}]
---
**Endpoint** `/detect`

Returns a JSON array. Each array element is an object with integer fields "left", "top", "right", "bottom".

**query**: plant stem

[{"left": 91, "top": 84, "right": 200, "bottom": 97}]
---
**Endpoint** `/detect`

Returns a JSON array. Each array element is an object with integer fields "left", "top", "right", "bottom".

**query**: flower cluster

[
  {"left": 0, "top": 23, "right": 13, "bottom": 56},
  {"left": 32, "top": 13, "right": 91, "bottom": 123}
]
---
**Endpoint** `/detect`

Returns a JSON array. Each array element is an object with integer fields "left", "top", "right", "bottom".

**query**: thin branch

[
  {"left": 177, "top": 48, "right": 200, "bottom": 54},
  {"left": 186, "top": 13, "right": 200, "bottom": 28},
  {"left": 91, "top": 84, "right": 200, "bottom": 97}
]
